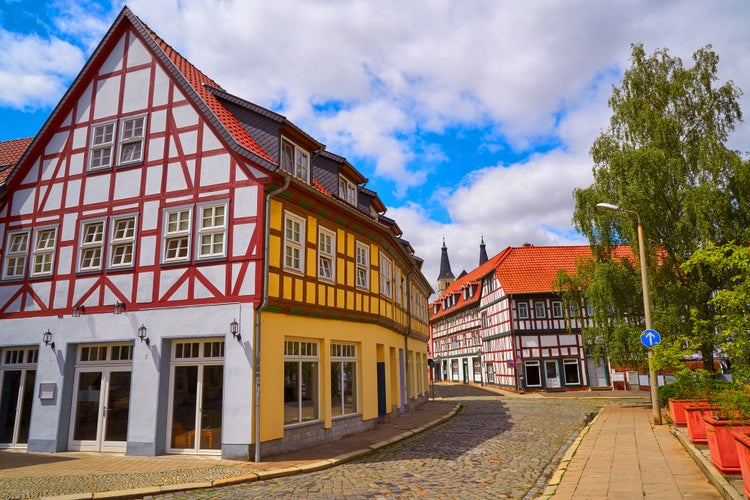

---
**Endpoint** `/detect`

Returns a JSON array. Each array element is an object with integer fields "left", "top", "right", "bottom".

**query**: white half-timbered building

[{"left": 430, "top": 243, "right": 630, "bottom": 392}]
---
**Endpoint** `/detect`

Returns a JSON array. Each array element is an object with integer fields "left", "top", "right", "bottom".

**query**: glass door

[
  {"left": 169, "top": 364, "right": 223, "bottom": 453},
  {"left": 0, "top": 347, "right": 38, "bottom": 448},
  {"left": 544, "top": 359, "right": 561, "bottom": 389},
  {"left": 69, "top": 368, "right": 131, "bottom": 452}
]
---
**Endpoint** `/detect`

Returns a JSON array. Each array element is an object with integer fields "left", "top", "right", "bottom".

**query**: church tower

[
  {"left": 437, "top": 238, "right": 455, "bottom": 296},
  {"left": 479, "top": 235, "right": 489, "bottom": 265}
]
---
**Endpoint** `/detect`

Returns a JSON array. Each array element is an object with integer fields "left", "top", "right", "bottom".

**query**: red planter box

[
  {"left": 732, "top": 431, "right": 750, "bottom": 498},
  {"left": 684, "top": 405, "right": 718, "bottom": 444},
  {"left": 668, "top": 399, "right": 708, "bottom": 426},
  {"left": 704, "top": 417, "right": 750, "bottom": 473}
]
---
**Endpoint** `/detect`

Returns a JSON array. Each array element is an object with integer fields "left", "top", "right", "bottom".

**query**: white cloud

[{"left": 0, "top": 29, "right": 84, "bottom": 109}]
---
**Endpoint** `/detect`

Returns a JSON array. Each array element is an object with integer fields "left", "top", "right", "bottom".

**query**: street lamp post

[{"left": 596, "top": 203, "right": 663, "bottom": 425}]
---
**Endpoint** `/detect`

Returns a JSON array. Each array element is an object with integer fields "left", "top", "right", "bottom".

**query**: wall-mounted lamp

[
  {"left": 137, "top": 324, "right": 149, "bottom": 346},
  {"left": 113, "top": 302, "right": 126, "bottom": 315},
  {"left": 72, "top": 305, "right": 86, "bottom": 317},
  {"left": 230, "top": 319, "right": 240, "bottom": 341},
  {"left": 42, "top": 329, "right": 55, "bottom": 350}
]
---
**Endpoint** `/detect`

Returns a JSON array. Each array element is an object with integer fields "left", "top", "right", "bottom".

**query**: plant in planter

[
  {"left": 659, "top": 369, "right": 713, "bottom": 426},
  {"left": 704, "top": 388, "right": 750, "bottom": 473},
  {"left": 733, "top": 431, "right": 750, "bottom": 498}
]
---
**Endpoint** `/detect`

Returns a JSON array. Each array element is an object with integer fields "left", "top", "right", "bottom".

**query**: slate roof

[
  {"left": 431, "top": 244, "right": 633, "bottom": 320},
  {"left": 0, "top": 138, "right": 32, "bottom": 186}
]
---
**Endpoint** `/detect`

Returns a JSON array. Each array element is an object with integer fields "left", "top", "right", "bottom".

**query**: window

[
  {"left": 552, "top": 301, "right": 564, "bottom": 318},
  {"left": 563, "top": 359, "right": 581, "bottom": 385},
  {"left": 355, "top": 242, "right": 369, "bottom": 289},
  {"left": 394, "top": 267, "right": 403, "bottom": 305},
  {"left": 79, "top": 221, "right": 104, "bottom": 271},
  {"left": 163, "top": 208, "right": 192, "bottom": 263},
  {"left": 284, "top": 212, "right": 305, "bottom": 273},
  {"left": 379, "top": 254, "right": 392, "bottom": 298},
  {"left": 119, "top": 116, "right": 146, "bottom": 165},
  {"left": 481, "top": 312, "right": 488, "bottom": 328},
  {"left": 485, "top": 276, "right": 494, "bottom": 293},
  {"left": 31, "top": 227, "right": 56, "bottom": 277},
  {"left": 284, "top": 340, "right": 319, "bottom": 425},
  {"left": 90, "top": 122, "right": 115, "bottom": 170},
  {"left": 281, "top": 139, "right": 310, "bottom": 182},
  {"left": 331, "top": 343, "right": 357, "bottom": 417},
  {"left": 517, "top": 301, "right": 529, "bottom": 319},
  {"left": 318, "top": 226, "right": 335, "bottom": 281},
  {"left": 198, "top": 204, "right": 227, "bottom": 259},
  {"left": 109, "top": 217, "right": 136, "bottom": 268},
  {"left": 569, "top": 301, "right": 581, "bottom": 318},
  {"left": 3, "top": 231, "right": 29, "bottom": 279},
  {"left": 534, "top": 300, "right": 546, "bottom": 319},
  {"left": 339, "top": 176, "right": 357, "bottom": 205},
  {"left": 524, "top": 360, "right": 542, "bottom": 387}
]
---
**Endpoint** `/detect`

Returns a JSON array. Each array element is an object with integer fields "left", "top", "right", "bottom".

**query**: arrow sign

[{"left": 640, "top": 329, "right": 661, "bottom": 348}]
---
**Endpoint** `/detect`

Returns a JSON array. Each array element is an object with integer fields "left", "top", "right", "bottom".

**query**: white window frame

[
  {"left": 552, "top": 301, "right": 564, "bottom": 318},
  {"left": 3, "top": 230, "right": 30, "bottom": 279},
  {"left": 330, "top": 343, "right": 358, "bottom": 417},
  {"left": 118, "top": 115, "right": 146, "bottom": 166},
  {"left": 524, "top": 360, "right": 543, "bottom": 387},
  {"left": 355, "top": 242, "right": 370, "bottom": 289},
  {"left": 30, "top": 226, "right": 57, "bottom": 277},
  {"left": 284, "top": 340, "right": 320, "bottom": 425},
  {"left": 89, "top": 121, "right": 115, "bottom": 171},
  {"left": 283, "top": 212, "right": 305, "bottom": 273},
  {"left": 163, "top": 207, "right": 192, "bottom": 263},
  {"left": 563, "top": 358, "right": 581, "bottom": 385},
  {"left": 379, "top": 253, "right": 392, "bottom": 298},
  {"left": 281, "top": 139, "right": 310, "bottom": 183},
  {"left": 338, "top": 176, "right": 357, "bottom": 206},
  {"left": 78, "top": 220, "right": 105, "bottom": 272},
  {"left": 534, "top": 300, "right": 547, "bottom": 319},
  {"left": 197, "top": 203, "right": 228, "bottom": 260},
  {"left": 517, "top": 301, "right": 529, "bottom": 320},
  {"left": 317, "top": 226, "right": 335, "bottom": 282},
  {"left": 109, "top": 216, "right": 137, "bottom": 269}
]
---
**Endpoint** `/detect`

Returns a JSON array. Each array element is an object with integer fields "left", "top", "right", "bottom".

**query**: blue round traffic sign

[{"left": 640, "top": 329, "right": 661, "bottom": 348}]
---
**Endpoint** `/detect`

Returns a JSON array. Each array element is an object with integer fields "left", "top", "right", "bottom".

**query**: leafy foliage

[{"left": 571, "top": 43, "right": 748, "bottom": 371}]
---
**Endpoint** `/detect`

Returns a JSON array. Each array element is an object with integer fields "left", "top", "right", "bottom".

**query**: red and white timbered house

[
  {"left": 0, "top": 7, "right": 432, "bottom": 459},
  {"left": 430, "top": 244, "right": 630, "bottom": 392}
]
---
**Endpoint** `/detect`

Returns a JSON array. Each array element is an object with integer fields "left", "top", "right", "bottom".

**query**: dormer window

[
  {"left": 339, "top": 176, "right": 357, "bottom": 206},
  {"left": 281, "top": 139, "right": 309, "bottom": 182}
]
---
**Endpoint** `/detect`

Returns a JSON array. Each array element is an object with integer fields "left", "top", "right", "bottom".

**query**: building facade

[
  {"left": 430, "top": 243, "right": 627, "bottom": 393},
  {"left": 0, "top": 7, "right": 431, "bottom": 460}
]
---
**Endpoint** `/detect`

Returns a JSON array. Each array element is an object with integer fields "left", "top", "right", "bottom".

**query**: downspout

[
  {"left": 404, "top": 268, "right": 415, "bottom": 412},
  {"left": 254, "top": 173, "right": 291, "bottom": 463}
]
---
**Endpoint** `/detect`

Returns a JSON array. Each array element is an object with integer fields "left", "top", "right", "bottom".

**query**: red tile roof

[
  {"left": 137, "top": 16, "right": 275, "bottom": 165},
  {"left": 431, "top": 244, "right": 633, "bottom": 320},
  {"left": 0, "top": 137, "right": 33, "bottom": 185}
]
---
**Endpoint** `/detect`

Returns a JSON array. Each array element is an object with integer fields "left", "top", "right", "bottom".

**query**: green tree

[
  {"left": 572, "top": 43, "right": 748, "bottom": 372},
  {"left": 683, "top": 243, "right": 750, "bottom": 384}
]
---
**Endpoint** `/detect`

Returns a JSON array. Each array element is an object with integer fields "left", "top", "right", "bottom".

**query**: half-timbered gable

[{"left": 0, "top": 6, "right": 431, "bottom": 460}]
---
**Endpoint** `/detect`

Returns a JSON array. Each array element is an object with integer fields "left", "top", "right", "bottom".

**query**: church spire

[
  {"left": 479, "top": 235, "right": 488, "bottom": 265},
  {"left": 437, "top": 237, "right": 455, "bottom": 295}
]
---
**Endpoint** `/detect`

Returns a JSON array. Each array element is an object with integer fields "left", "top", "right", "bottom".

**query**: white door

[
  {"left": 544, "top": 360, "right": 561, "bottom": 389},
  {"left": 69, "top": 368, "right": 131, "bottom": 452}
]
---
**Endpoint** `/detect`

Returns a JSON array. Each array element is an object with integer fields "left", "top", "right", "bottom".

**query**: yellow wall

[{"left": 258, "top": 311, "right": 427, "bottom": 442}]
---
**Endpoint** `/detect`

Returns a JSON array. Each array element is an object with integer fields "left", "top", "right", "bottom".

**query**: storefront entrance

[
  {"left": 0, "top": 347, "right": 37, "bottom": 448},
  {"left": 68, "top": 344, "right": 133, "bottom": 452}
]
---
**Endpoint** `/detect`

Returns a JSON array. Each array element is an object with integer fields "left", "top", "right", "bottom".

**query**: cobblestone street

[{"left": 153, "top": 385, "right": 614, "bottom": 499}]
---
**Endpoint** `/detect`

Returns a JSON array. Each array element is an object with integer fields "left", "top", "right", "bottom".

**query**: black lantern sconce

[
  {"left": 113, "top": 302, "right": 126, "bottom": 315},
  {"left": 72, "top": 305, "right": 86, "bottom": 317},
  {"left": 42, "top": 329, "right": 55, "bottom": 350},
  {"left": 230, "top": 319, "right": 240, "bottom": 341},
  {"left": 137, "top": 324, "right": 149, "bottom": 346}
]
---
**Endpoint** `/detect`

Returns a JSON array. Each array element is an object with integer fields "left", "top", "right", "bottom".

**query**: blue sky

[{"left": 2, "top": 0, "right": 750, "bottom": 289}]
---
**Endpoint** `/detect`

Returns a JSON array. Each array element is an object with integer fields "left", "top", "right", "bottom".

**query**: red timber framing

[{"left": 0, "top": 14, "right": 271, "bottom": 318}]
